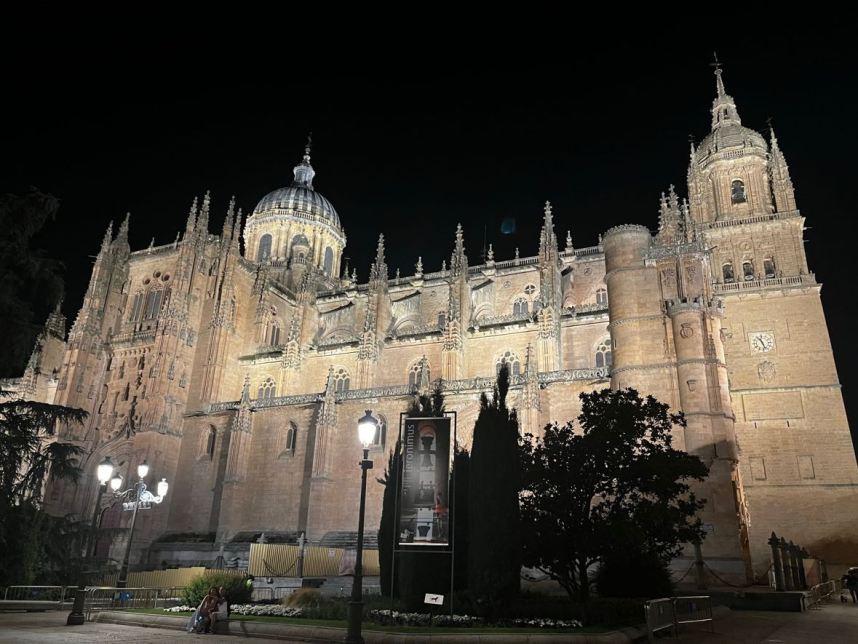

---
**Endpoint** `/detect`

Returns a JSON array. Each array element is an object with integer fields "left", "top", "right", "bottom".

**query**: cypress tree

[
  {"left": 376, "top": 440, "right": 401, "bottom": 597},
  {"left": 467, "top": 364, "right": 521, "bottom": 617}
]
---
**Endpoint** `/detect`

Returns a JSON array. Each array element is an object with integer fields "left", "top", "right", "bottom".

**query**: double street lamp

[
  {"left": 93, "top": 457, "right": 169, "bottom": 588},
  {"left": 345, "top": 410, "right": 379, "bottom": 644}
]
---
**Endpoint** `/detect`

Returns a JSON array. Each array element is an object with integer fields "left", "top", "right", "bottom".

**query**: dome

[
  {"left": 253, "top": 185, "right": 341, "bottom": 228},
  {"left": 697, "top": 123, "right": 767, "bottom": 158},
  {"left": 251, "top": 140, "right": 342, "bottom": 229}
]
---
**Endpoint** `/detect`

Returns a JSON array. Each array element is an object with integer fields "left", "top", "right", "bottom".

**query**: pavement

[
  {"left": 671, "top": 601, "right": 858, "bottom": 643},
  {"left": 0, "top": 610, "right": 273, "bottom": 643}
]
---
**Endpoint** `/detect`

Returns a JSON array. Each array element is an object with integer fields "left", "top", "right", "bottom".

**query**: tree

[
  {"left": 449, "top": 447, "right": 470, "bottom": 591},
  {"left": 518, "top": 387, "right": 708, "bottom": 602},
  {"left": 0, "top": 390, "right": 87, "bottom": 586},
  {"left": 467, "top": 365, "right": 521, "bottom": 616},
  {"left": 376, "top": 440, "right": 401, "bottom": 597},
  {"left": 0, "top": 189, "right": 65, "bottom": 377}
]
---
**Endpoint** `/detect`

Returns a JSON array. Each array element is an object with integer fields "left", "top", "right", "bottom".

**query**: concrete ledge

[
  {"left": 709, "top": 590, "right": 811, "bottom": 612},
  {"left": 0, "top": 600, "right": 73, "bottom": 612},
  {"left": 93, "top": 610, "right": 643, "bottom": 642}
]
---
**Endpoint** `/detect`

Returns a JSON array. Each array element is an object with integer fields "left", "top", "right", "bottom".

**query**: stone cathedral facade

[{"left": 16, "top": 68, "right": 857, "bottom": 580}]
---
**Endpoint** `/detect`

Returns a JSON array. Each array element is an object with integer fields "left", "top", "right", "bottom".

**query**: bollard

[
  {"left": 769, "top": 532, "right": 785, "bottom": 591},
  {"left": 780, "top": 538, "right": 793, "bottom": 590},
  {"left": 66, "top": 586, "right": 86, "bottom": 626},
  {"left": 796, "top": 547, "right": 808, "bottom": 590}
]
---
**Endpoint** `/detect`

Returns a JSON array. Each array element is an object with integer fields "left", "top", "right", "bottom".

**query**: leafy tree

[
  {"left": 518, "top": 387, "right": 708, "bottom": 602},
  {"left": 0, "top": 390, "right": 87, "bottom": 585},
  {"left": 467, "top": 365, "right": 521, "bottom": 617},
  {"left": 0, "top": 189, "right": 65, "bottom": 377},
  {"left": 450, "top": 447, "right": 470, "bottom": 591},
  {"left": 376, "top": 440, "right": 401, "bottom": 597}
]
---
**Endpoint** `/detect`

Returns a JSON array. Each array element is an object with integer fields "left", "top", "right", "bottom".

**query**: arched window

[
  {"left": 595, "top": 338, "right": 612, "bottom": 368},
  {"left": 268, "top": 323, "right": 280, "bottom": 346},
  {"left": 731, "top": 179, "right": 747, "bottom": 204},
  {"left": 332, "top": 368, "right": 350, "bottom": 392},
  {"left": 437, "top": 311, "right": 446, "bottom": 328},
  {"left": 370, "top": 414, "right": 386, "bottom": 448},
  {"left": 595, "top": 288, "right": 608, "bottom": 306},
  {"left": 129, "top": 292, "right": 144, "bottom": 321},
  {"left": 722, "top": 263, "right": 735, "bottom": 283},
  {"left": 407, "top": 360, "right": 429, "bottom": 388},
  {"left": 257, "top": 234, "right": 272, "bottom": 262},
  {"left": 764, "top": 257, "right": 776, "bottom": 278},
  {"left": 742, "top": 260, "right": 755, "bottom": 281},
  {"left": 496, "top": 350, "right": 521, "bottom": 377},
  {"left": 323, "top": 247, "right": 334, "bottom": 276},
  {"left": 513, "top": 298, "right": 529, "bottom": 316},
  {"left": 206, "top": 426, "right": 216, "bottom": 459},
  {"left": 282, "top": 421, "right": 298, "bottom": 456},
  {"left": 143, "top": 289, "right": 164, "bottom": 319},
  {"left": 257, "top": 377, "right": 276, "bottom": 400}
]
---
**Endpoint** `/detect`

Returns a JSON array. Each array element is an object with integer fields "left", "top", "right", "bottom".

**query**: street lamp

[
  {"left": 346, "top": 410, "right": 378, "bottom": 644},
  {"left": 87, "top": 456, "right": 115, "bottom": 561},
  {"left": 109, "top": 460, "right": 169, "bottom": 588}
]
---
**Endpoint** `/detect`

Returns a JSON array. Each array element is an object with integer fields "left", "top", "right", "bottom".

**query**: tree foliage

[
  {"left": 519, "top": 388, "right": 708, "bottom": 601},
  {"left": 0, "top": 189, "right": 65, "bottom": 377},
  {"left": 467, "top": 365, "right": 521, "bottom": 616},
  {"left": 0, "top": 390, "right": 87, "bottom": 586},
  {"left": 377, "top": 439, "right": 401, "bottom": 597}
]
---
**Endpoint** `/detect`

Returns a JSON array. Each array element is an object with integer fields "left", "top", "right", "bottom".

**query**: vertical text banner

[{"left": 399, "top": 416, "right": 452, "bottom": 546}]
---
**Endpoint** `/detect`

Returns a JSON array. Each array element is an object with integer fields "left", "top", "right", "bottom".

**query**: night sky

[{"left": 3, "top": 24, "right": 856, "bottom": 451}]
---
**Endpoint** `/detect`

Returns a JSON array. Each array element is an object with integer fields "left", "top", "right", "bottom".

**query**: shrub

[
  {"left": 182, "top": 571, "right": 251, "bottom": 607},
  {"left": 595, "top": 549, "right": 675, "bottom": 600},
  {"left": 283, "top": 588, "right": 321, "bottom": 608}
]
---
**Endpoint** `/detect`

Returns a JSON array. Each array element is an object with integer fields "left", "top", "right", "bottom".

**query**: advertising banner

[{"left": 398, "top": 416, "right": 452, "bottom": 546}]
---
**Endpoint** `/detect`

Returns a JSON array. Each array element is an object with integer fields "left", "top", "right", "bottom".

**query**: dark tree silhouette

[
  {"left": 467, "top": 365, "right": 521, "bottom": 617},
  {"left": 519, "top": 387, "right": 708, "bottom": 601}
]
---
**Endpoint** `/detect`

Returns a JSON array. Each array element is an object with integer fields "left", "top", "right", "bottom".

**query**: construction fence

[
  {"left": 248, "top": 543, "right": 379, "bottom": 577},
  {"left": 97, "top": 567, "right": 244, "bottom": 588}
]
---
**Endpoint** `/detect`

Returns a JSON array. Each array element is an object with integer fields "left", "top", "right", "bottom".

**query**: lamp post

[
  {"left": 105, "top": 460, "right": 169, "bottom": 588},
  {"left": 346, "top": 410, "right": 378, "bottom": 644},
  {"left": 87, "top": 456, "right": 115, "bottom": 561}
]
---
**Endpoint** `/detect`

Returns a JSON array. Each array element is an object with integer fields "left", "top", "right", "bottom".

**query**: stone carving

[
  {"left": 679, "top": 323, "right": 694, "bottom": 339},
  {"left": 687, "top": 379, "right": 698, "bottom": 392},
  {"left": 758, "top": 360, "right": 777, "bottom": 383}
]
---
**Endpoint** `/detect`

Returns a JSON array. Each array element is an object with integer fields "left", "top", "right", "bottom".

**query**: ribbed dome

[
  {"left": 698, "top": 123, "right": 767, "bottom": 157},
  {"left": 253, "top": 185, "right": 341, "bottom": 228}
]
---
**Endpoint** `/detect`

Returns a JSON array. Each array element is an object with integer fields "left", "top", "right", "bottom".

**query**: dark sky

[{"left": 3, "top": 22, "right": 856, "bottom": 451}]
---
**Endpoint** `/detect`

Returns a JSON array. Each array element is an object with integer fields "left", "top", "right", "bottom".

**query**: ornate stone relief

[
  {"left": 679, "top": 323, "right": 694, "bottom": 339},
  {"left": 757, "top": 360, "right": 776, "bottom": 383}
]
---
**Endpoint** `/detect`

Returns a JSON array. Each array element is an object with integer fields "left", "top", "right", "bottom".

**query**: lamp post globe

[
  {"left": 346, "top": 410, "right": 376, "bottom": 643},
  {"left": 157, "top": 478, "right": 169, "bottom": 499},
  {"left": 96, "top": 457, "right": 114, "bottom": 485},
  {"left": 110, "top": 474, "right": 123, "bottom": 492},
  {"left": 137, "top": 460, "right": 149, "bottom": 480}
]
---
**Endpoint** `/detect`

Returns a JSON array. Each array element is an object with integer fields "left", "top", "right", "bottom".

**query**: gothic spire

[
  {"left": 185, "top": 195, "right": 199, "bottom": 237},
  {"left": 292, "top": 134, "right": 316, "bottom": 189},
  {"left": 711, "top": 62, "right": 742, "bottom": 130},
  {"left": 222, "top": 195, "right": 235, "bottom": 245},
  {"left": 539, "top": 200, "right": 558, "bottom": 259},
  {"left": 197, "top": 190, "right": 211, "bottom": 236},
  {"left": 115, "top": 212, "right": 130, "bottom": 247},
  {"left": 450, "top": 224, "right": 466, "bottom": 275},
  {"left": 230, "top": 208, "right": 243, "bottom": 256},
  {"left": 371, "top": 234, "right": 387, "bottom": 281},
  {"left": 99, "top": 220, "right": 114, "bottom": 254}
]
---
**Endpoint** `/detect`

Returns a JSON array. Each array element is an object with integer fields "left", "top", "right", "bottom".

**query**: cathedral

[{"left": 15, "top": 67, "right": 858, "bottom": 581}]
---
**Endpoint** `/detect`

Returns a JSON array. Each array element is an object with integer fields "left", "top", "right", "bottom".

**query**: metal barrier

[
  {"left": 3, "top": 585, "right": 67, "bottom": 603},
  {"left": 250, "top": 586, "right": 275, "bottom": 602},
  {"left": 644, "top": 597, "right": 675, "bottom": 642},
  {"left": 807, "top": 579, "right": 840, "bottom": 609},
  {"left": 645, "top": 595, "right": 713, "bottom": 641},
  {"left": 84, "top": 586, "right": 182, "bottom": 620}
]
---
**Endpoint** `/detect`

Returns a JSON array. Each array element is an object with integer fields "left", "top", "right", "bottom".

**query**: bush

[
  {"left": 182, "top": 571, "right": 251, "bottom": 607},
  {"left": 283, "top": 588, "right": 321, "bottom": 608},
  {"left": 595, "top": 550, "right": 674, "bottom": 599}
]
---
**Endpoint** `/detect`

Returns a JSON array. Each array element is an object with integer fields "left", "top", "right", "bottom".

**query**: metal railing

[
  {"left": 645, "top": 595, "right": 713, "bottom": 642},
  {"left": 83, "top": 586, "right": 185, "bottom": 620},
  {"left": 3, "top": 585, "right": 68, "bottom": 603},
  {"left": 807, "top": 579, "right": 840, "bottom": 609}
]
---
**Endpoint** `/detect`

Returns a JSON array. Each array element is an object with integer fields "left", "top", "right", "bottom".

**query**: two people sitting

[{"left": 188, "top": 585, "right": 229, "bottom": 634}]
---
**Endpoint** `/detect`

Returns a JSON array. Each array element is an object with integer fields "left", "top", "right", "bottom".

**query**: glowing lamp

[
  {"left": 357, "top": 410, "right": 378, "bottom": 447},
  {"left": 96, "top": 456, "right": 115, "bottom": 484}
]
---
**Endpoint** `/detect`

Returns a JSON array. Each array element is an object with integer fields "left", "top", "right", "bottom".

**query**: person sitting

[
  {"left": 192, "top": 587, "right": 220, "bottom": 634},
  {"left": 209, "top": 586, "right": 230, "bottom": 631}
]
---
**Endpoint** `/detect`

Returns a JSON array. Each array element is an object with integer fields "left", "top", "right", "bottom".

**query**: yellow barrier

[
  {"left": 249, "top": 544, "right": 379, "bottom": 577},
  {"left": 97, "top": 567, "right": 243, "bottom": 588}
]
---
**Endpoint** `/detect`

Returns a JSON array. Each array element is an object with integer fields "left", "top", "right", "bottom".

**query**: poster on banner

[{"left": 399, "top": 416, "right": 452, "bottom": 546}]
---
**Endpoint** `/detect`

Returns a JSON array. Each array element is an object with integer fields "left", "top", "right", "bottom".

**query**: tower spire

[
  {"left": 710, "top": 58, "right": 741, "bottom": 130},
  {"left": 292, "top": 134, "right": 316, "bottom": 189}
]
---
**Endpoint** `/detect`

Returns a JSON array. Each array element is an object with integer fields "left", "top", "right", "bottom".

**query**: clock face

[{"left": 750, "top": 332, "right": 775, "bottom": 353}]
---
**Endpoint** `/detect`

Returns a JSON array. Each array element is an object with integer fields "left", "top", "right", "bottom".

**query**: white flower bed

[
  {"left": 163, "top": 605, "right": 194, "bottom": 613},
  {"left": 369, "top": 609, "right": 581, "bottom": 629},
  {"left": 230, "top": 604, "right": 304, "bottom": 617}
]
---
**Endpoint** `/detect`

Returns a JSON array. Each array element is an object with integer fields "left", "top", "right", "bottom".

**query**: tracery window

[
  {"left": 722, "top": 263, "right": 735, "bottom": 283},
  {"left": 369, "top": 414, "right": 387, "bottom": 448},
  {"left": 257, "top": 377, "right": 276, "bottom": 400},
  {"left": 595, "top": 288, "right": 608, "bottom": 306},
  {"left": 206, "top": 426, "right": 216, "bottom": 460},
  {"left": 257, "top": 234, "right": 272, "bottom": 262},
  {"left": 513, "top": 298, "right": 529, "bottom": 316},
  {"left": 281, "top": 421, "right": 298, "bottom": 456},
  {"left": 764, "top": 257, "right": 776, "bottom": 278},
  {"left": 143, "top": 288, "right": 167, "bottom": 320},
  {"left": 437, "top": 311, "right": 446, "bottom": 328},
  {"left": 129, "top": 292, "right": 144, "bottom": 321},
  {"left": 731, "top": 179, "right": 747, "bottom": 204},
  {"left": 524, "top": 284, "right": 536, "bottom": 296},
  {"left": 742, "top": 260, "right": 755, "bottom": 281},
  {"left": 595, "top": 338, "right": 612, "bottom": 368},
  {"left": 323, "top": 247, "right": 334, "bottom": 276},
  {"left": 407, "top": 360, "right": 429, "bottom": 388},
  {"left": 332, "top": 368, "right": 350, "bottom": 392},
  {"left": 496, "top": 350, "right": 521, "bottom": 377}
]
